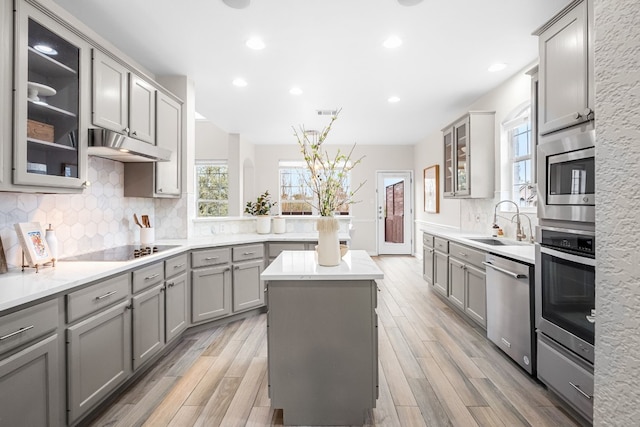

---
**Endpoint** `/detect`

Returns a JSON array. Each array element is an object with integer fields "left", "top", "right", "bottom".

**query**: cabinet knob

[
  {"left": 158, "top": 188, "right": 163, "bottom": 193},
  {"left": 124, "top": 127, "right": 130, "bottom": 133},
  {"left": 574, "top": 112, "right": 582, "bottom": 120},
  {"left": 132, "top": 131, "right": 137, "bottom": 136},
  {"left": 582, "top": 108, "right": 593, "bottom": 118},
  {"left": 82, "top": 181, "right": 91, "bottom": 188}
]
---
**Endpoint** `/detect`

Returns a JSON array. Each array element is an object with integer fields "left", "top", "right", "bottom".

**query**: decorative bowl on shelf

[{"left": 27, "top": 81, "right": 56, "bottom": 103}]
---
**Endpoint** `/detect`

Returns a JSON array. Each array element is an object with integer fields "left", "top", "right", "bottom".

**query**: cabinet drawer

[
  {"left": 165, "top": 253, "right": 188, "bottom": 279},
  {"left": 67, "top": 274, "right": 130, "bottom": 323},
  {"left": 538, "top": 335, "right": 593, "bottom": 420},
  {"left": 434, "top": 237, "right": 449, "bottom": 253},
  {"left": 449, "top": 242, "right": 485, "bottom": 268},
  {"left": 232, "top": 244, "right": 264, "bottom": 262},
  {"left": 0, "top": 299, "right": 58, "bottom": 355},
  {"left": 268, "top": 242, "right": 307, "bottom": 259},
  {"left": 191, "top": 247, "right": 230, "bottom": 268},
  {"left": 132, "top": 262, "right": 165, "bottom": 294},
  {"left": 423, "top": 233, "right": 434, "bottom": 248}
]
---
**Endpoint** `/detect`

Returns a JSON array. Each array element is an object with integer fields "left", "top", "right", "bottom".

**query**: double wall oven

[{"left": 535, "top": 122, "right": 596, "bottom": 422}]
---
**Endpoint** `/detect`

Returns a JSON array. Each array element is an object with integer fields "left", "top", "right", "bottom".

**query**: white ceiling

[{"left": 51, "top": 0, "right": 567, "bottom": 146}]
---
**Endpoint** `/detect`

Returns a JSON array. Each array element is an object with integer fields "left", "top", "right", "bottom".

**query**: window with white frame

[
  {"left": 278, "top": 160, "right": 351, "bottom": 215},
  {"left": 196, "top": 161, "right": 229, "bottom": 217},
  {"left": 503, "top": 104, "right": 535, "bottom": 208}
]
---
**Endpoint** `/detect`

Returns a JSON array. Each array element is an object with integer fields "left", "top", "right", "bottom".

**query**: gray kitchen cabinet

[
  {"left": 124, "top": 91, "right": 182, "bottom": 198},
  {"left": 132, "top": 283, "right": 165, "bottom": 370},
  {"left": 165, "top": 272, "right": 188, "bottom": 342},
  {"left": 267, "top": 241, "right": 308, "bottom": 264},
  {"left": 0, "top": 298, "right": 60, "bottom": 427},
  {"left": 165, "top": 253, "right": 188, "bottom": 342},
  {"left": 232, "top": 244, "right": 265, "bottom": 313},
  {"left": 464, "top": 264, "right": 487, "bottom": 327},
  {"left": 422, "top": 232, "right": 434, "bottom": 284},
  {"left": 191, "top": 264, "right": 232, "bottom": 323},
  {"left": 535, "top": 0, "right": 593, "bottom": 135},
  {"left": 92, "top": 49, "right": 156, "bottom": 143},
  {"left": 267, "top": 278, "right": 378, "bottom": 425},
  {"left": 433, "top": 238, "right": 449, "bottom": 297},
  {"left": 442, "top": 111, "right": 495, "bottom": 199},
  {"left": 11, "top": 0, "right": 90, "bottom": 191},
  {"left": 448, "top": 257, "right": 465, "bottom": 310},
  {"left": 66, "top": 299, "right": 132, "bottom": 424},
  {"left": 0, "top": 334, "right": 59, "bottom": 427}
]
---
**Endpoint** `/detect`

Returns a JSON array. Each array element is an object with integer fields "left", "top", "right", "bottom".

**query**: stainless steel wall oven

[
  {"left": 537, "top": 123, "right": 595, "bottom": 223},
  {"left": 535, "top": 226, "right": 595, "bottom": 364}
]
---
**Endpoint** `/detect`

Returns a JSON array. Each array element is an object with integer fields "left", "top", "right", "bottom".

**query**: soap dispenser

[{"left": 45, "top": 223, "right": 58, "bottom": 260}]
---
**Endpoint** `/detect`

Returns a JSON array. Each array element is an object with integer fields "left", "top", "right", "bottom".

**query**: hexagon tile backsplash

[{"left": 0, "top": 157, "right": 184, "bottom": 269}]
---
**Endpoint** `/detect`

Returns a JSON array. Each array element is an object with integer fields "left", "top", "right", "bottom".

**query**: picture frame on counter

[
  {"left": 424, "top": 164, "right": 439, "bottom": 213},
  {"left": 0, "top": 236, "right": 8, "bottom": 274},
  {"left": 14, "top": 222, "right": 54, "bottom": 270}
]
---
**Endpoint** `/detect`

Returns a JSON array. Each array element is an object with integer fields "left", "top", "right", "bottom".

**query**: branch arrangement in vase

[{"left": 293, "top": 109, "right": 366, "bottom": 216}]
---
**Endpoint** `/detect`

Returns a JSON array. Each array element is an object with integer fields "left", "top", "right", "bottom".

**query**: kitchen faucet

[
  {"left": 493, "top": 200, "right": 525, "bottom": 241},
  {"left": 512, "top": 213, "right": 534, "bottom": 243}
]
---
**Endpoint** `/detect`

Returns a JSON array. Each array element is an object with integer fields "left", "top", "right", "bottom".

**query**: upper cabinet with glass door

[
  {"left": 13, "top": 0, "right": 89, "bottom": 190},
  {"left": 442, "top": 111, "right": 495, "bottom": 199}
]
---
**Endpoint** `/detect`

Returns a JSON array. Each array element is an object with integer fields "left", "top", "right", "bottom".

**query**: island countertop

[{"left": 261, "top": 250, "right": 384, "bottom": 281}]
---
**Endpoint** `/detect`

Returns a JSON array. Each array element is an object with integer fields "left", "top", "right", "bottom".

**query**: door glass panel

[
  {"left": 444, "top": 131, "right": 453, "bottom": 193},
  {"left": 548, "top": 151, "right": 595, "bottom": 196},
  {"left": 26, "top": 18, "right": 79, "bottom": 178},
  {"left": 456, "top": 123, "right": 467, "bottom": 192},
  {"left": 541, "top": 252, "right": 595, "bottom": 344},
  {"left": 384, "top": 179, "right": 404, "bottom": 244}
]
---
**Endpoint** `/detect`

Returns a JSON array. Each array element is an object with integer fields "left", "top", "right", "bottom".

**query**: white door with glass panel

[{"left": 376, "top": 171, "right": 413, "bottom": 255}]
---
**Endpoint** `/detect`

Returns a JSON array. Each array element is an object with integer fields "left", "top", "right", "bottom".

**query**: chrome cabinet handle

[
  {"left": 243, "top": 251, "right": 256, "bottom": 255},
  {"left": 0, "top": 325, "right": 34, "bottom": 341},
  {"left": 173, "top": 263, "right": 186, "bottom": 269},
  {"left": 205, "top": 256, "right": 219, "bottom": 261},
  {"left": 569, "top": 382, "right": 592, "bottom": 400},
  {"left": 234, "top": 266, "right": 240, "bottom": 270},
  {"left": 95, "top": 290, "right": 117, "bottom": 300},
  {"left": 145, "top": 273, "right": 160, "bottom": 280},
  {"left": 167, "top": 282, "right": 175, "bottom": 287},
  {"left": 458, "top": 252, "right": 467, "bottom": 257},
  {"left": 482, "top": 262, "right": 527, "bottom": 279}
]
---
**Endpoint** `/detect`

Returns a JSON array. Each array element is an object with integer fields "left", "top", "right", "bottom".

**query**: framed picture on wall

[
  {"left": 424, "top": 164, "right": 439, "bottom": 213},
  {"left": 14, "top": 222, "right": 52, "bottom": 267}
]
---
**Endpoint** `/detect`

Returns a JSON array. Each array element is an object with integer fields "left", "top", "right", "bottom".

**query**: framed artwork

[
  {"left": 14, "top": 222, "right": 52, "bottom": 268},
  {"left": 424, "top": 164, "right": 439, "bottom": 213},
  {"left": 0, "top": 236, "right": 7, "bottom": 274}
]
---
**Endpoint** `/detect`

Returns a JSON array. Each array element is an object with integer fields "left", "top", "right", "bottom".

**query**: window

[
  {"left": 196, "top": 161, "right": 228, "bottom": 217},
  {"left": 503, "top": 104, "right": 535, "bottom": 209},
  {"left": 279, "top": 161, "right": 351, "bottom": 215}
]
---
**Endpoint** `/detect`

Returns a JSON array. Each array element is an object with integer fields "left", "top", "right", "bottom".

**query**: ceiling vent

[{"left": 316, "top": 109, "right": 338, "bottom": 116}]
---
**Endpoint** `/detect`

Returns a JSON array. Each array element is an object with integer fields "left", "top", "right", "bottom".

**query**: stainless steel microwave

[{"left": 537, "top": 123, "right": 595, "bottom": 223}]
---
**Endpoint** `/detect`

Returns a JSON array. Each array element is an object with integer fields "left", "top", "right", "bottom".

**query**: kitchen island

[{"left": 261, "top": 250, "right": 383, "bottom": 426}]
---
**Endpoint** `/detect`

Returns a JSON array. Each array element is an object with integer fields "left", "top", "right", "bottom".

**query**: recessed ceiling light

[
  {"left": 232, "top": 78, "right": 248, "bottom": 87},
  {"left": 34, "top": 44, "right": 57, "bottom": 55},
  {"left": 195, "top": 112, "right": 207, "bottom": 120},
  {"left": 289, "top": 87, "right": 303, "bottom": 95},
  {"left": 488, "top": 63, "right": 507, "bottom": 72},
  {"left": 397, "top": 0, "right": 424, "bottom": 6},
  {"left": 222, "top": 0, "right": 250, "bottom": 9},
  {"left": 246, "top": 37, "right": 265, "bottom": 50},
  {"left": 388, "top": 96, "right": 400, "bottom": 103},
  {"left": 383, "top": 36, "right": 402, "bottom": 49}
]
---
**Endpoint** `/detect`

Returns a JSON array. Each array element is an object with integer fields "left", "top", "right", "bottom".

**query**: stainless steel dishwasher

[{"left": 483, "top": 253, "right": 536, "bottom": 375}]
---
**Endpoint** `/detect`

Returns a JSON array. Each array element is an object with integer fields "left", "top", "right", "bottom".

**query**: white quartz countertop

[
  {"left": 0, "top": 232, "right": 349, "bottom": 313},
  {"left": 261, "top": 250, "right": 384, "bottom": 281},
  {"left": 421, "top": 225, "right": 535, "bottom": 264}
]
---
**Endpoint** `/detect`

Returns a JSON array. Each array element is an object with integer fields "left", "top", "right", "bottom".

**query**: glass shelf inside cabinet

[{"left": 26, "top": 18, "right": 80, "bottom": 178}]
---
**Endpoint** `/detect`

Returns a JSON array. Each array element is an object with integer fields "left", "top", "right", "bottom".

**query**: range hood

[{"left": 87, "top": 129, "right": 171, "bottom": 162}]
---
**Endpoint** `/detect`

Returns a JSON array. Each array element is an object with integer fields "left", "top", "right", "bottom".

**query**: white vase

[
  {"left": 272, "top": 216, "right": 286, "bottom": 234},
  {"left": 256, "top": 216, "right": 271, "bottom": 234},
  {"left": 316, "top": 216, "right": 340, "bottom": 266}
]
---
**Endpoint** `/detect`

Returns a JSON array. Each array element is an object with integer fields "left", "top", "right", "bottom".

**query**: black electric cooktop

[{"left": 62, "top": 245, "right": 179, "bottom": 261}]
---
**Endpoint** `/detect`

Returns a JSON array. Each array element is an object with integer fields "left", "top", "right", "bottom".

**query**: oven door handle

[
  {"left": 482, "top": 262, "right": 528, "bottom": 279},
  {"left": 540, "top": 246, "right": 596, "bottom": 267}
]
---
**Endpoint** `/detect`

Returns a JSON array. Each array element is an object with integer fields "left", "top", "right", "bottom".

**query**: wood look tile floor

[{"left": 87, "top": 256, "right": 581, "bottom": 427}]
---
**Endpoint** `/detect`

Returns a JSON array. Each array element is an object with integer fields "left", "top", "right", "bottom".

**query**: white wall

[
  {"left": 593, "top": 0, "right": 640, "bottom": 424},
  {"left": 413, "top": 63, "right": 537, "bottom": 249},
  {"left": 254, "top": 144, "right": 414, "bottom": 253},
  {"left": 195, "top": 120, "right": 228, "bottom": 159}
]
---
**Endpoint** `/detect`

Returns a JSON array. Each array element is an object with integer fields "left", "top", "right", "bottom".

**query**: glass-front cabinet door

[
  {"left": 13, "top": 1, "right": 88, "bottom": 189},
  {"left": 453, "top": 117, "right": 470, "bottom": 196},
  {"left": 443, "top": 127, "right": 454, "bottom": 197}
]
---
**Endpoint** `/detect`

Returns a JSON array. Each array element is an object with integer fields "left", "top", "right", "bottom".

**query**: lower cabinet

[
  {"left": 0, "top": 334, "right": 59, "bottom": 427},
  {"left": 192, "top": 265, "right": 232, "bottom": 323},
  {"left": 448, "top": 257, "right": 466, "bottom": 310},
  {"left": 423, "top": 245, "right": 434, "bottom": 284},
  {"left": 165, "top": 272, "right": 188, "bottom": 342},
  {"left": 232, "top": 259, "right": 265, "bottom": 312},
  {"left": 464, "top": 264, "right": 487, "bottom": 326},
  {"left": 445, "top": 241, "right": 487, "bottom": 329},
  {"left": 66, "top": 300, "right": 132, "bottom": 424},
  {"left": 433, "top": 250, "right": 449, "bottom": 297},
  {"left": 132, "top": 283, "right": 165, "bottom": 370}
]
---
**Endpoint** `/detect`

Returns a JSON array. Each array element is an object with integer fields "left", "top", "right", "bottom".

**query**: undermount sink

[{"left": 466, "top": 238, "right": 508, "bottom": 246}]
